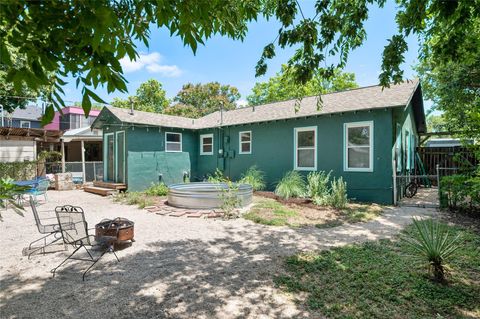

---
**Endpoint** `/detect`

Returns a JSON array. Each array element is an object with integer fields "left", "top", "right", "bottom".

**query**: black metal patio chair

[
  {"left": 24, "top": 196, "right": 66, "bottom": 259},
  {"left": 51, "top": 205, "right": 119, "bottom": 281}
]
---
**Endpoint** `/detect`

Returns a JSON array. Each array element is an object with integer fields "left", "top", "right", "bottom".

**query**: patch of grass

[
  {"left": 244, "top": 199, "right": 299, "bottom": 226},
  {"left": 275, "top": 223, "right": 480, "bottom": 319},
  {"left": 114, "top": 191, "right": 156, "bottom": 209},
  {"left": 341, "top": 203, "right": 383, "bottom": 223}
]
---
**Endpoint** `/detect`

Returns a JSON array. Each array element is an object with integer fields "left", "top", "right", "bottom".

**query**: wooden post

[
  {"left": 81, "top": 140, "right": 86, "bottom": 184},
  {"left": 393, "top": 159, "right": 397, "bottom": 206},
  {"left": 61, "top": 139, "right": 65, "bottom": 173}
]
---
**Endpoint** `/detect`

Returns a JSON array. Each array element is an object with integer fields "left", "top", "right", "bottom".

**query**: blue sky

[{"left": 63, "top": 1, "right": 422, "bottom": 107}]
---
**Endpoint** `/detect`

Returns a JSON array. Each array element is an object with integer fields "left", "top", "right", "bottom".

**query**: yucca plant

[
  {"left": 239, "top": 166, "right": 266, "bottom": 191},
  {"left": 402, "top": 218, "right": 462, "bottom": 282},
  {"left": 275, "top": 171, "right": 306, "bottom": 199}
]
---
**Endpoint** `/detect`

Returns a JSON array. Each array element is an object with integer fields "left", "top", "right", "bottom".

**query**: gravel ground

[{"left": 0, "top": 190, "right": 437, "bottom": 319}]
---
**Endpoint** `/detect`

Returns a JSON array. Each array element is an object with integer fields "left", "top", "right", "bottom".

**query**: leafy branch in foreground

[{"left": 0, "top": 178, "right": 29, "bottom": 220}]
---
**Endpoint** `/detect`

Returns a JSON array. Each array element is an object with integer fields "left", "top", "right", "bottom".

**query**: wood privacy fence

[{"left": 416, "top": 146, "right": 478, "bottom": 175}]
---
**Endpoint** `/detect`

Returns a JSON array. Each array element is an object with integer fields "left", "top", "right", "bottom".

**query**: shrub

[
  {"left": 239, "top": 166, "right": 266, "bottom": 191},
  {"left": 307, "top": 171, "right": 331, "bottom": 205},
  {"left": 219, "top": 182, "right": 242, "bottom": 219},
  {"left": 144, "top": 183, "right": 168, "bottom": 196},
  {"left": 275, "top": 171, "right": 306, "bottom": 199},
  {"left": 402, "top": 218, "right": 462, "bottom": 282},
  {"left": 440, "top": 173, "right": 480, "bottom": 213},
  {"left": 328, "top": 177, "right": 348, "bottom": 208},
  {"left": 207, "top": 168, "right": 229, "bottom": 183}
]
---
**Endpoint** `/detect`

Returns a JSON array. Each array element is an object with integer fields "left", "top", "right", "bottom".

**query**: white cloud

[
  {"left": 146, "top": 64, "right": 182, "bottom": 77},
  {"left": 120, "top": 52, "right": 182, "bottom": 77},
  {"left": 237, "top": 99, "right": 248, "bottom": 107}
]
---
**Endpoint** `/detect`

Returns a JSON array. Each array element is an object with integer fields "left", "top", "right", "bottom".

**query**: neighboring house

[
  {"left": 0, "top": 127, "right": 62, "bottom": 163},
  {"left": 43, "top": 106, "right": 101, "bottom": 131},
  {"left": 0, "top": 105, "right": 43, "bottom": 129},
  {"left": 92, "top": 80, "right": 426, "bottom": 204}
]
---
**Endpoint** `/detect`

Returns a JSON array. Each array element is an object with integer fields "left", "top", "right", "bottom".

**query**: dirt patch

[{"left": 246, "top": 194, "right": 383, "bottom": 228}]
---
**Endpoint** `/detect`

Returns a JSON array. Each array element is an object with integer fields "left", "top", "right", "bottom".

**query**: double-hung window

[
  {"left": 20, "top": 121, "right": 31, "bottom": 128},
  {"left": 344, "top": 121, "right": 373, "bottom": 172},
  {"left": 165, "top": 132, "right": 182, "bottom": 152},
  {"left": 239, "top": 131, "right": 252, "bottom": 154},
  {"left": 200, "top": 133, "right": 214, "bottom": 155},
  {"left": 294, "top": 126, "right": 317, "bottom": 170}
]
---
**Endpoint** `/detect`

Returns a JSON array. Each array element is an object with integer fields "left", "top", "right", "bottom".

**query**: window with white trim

[
  {"left": 294, "top": 127, "right": 317, "bottom": 170},
  {"left": 344, "top": 121, "right": 373, "bottom": 171},
  {"left": 239, "top": 131, "right": 252, "bottom": 154},
  {"left": 200, "top": 133, "right": 213, "bottom": 155},
  {"left": 20, "top": 121, "right": 31, "bottom": 128},
  {"left": 165, "top": 132, "right": 182, "bottom": 152}
]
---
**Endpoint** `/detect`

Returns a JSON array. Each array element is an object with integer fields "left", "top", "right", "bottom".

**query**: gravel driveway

[{"left": 0, "top": 190, "right": 436, "bottom": 318}]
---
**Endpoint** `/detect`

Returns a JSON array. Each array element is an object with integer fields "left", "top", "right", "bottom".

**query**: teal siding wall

[
  {"left": 124, "top": 126, "right": 197, "bottom": 190},
  {"left": 392, "top": 103, "right": 418, "bottom": 174},
  {"left": 196, "top": 109, "right": 394, "bottom": 204}
]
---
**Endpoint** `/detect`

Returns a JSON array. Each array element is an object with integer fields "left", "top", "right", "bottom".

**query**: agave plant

[
  {"left": 402, "top": 218, "right": 462, "bottom": 282},
  {"left": 239, "top": 166, "right": 266, "bottom": 191},
  {"left": 275, "top": 171, "right": 306, "bottom": 199}
]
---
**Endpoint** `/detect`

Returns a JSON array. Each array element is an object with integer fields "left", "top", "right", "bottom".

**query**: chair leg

[
  {"left": 51, "top": 245, "right": 82, "bottom": 278},
  {"left": 28, "top": 233, "right": 62, "bottom": 259},
  {"left": 82, "top": 248, "right": 108, "bottom": 281}
]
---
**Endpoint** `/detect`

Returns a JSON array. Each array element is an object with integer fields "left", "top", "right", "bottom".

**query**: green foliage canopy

[
  {"left": 164, "top": 82, "right": 240, "bottom": 118},
  {"left": 247, "top": 66, "right": 357, "bottom": 106},
  {"left": 2, "top": 0, "right": 478, "bottom": 124},
  {"left": 111, "top": 79, "right": 169, "bottom": 113}
]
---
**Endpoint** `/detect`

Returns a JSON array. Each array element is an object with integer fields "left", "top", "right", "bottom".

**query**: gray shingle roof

[
  {"left": 107, "top": 107, "right": 197, "bottom": 129},
  {"left": 10, "top": 105, "right": 43, "bottom": 121},
  {"left": 103, "top": 79, "right": 420, "bottom": 129}
]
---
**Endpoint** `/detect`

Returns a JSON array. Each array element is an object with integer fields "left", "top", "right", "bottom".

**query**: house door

[
  {"left": 105, "top": 133, "right": 114, "bottom": 181},
  {"left": 115, "top": 131, "right": 125, "bottom": 183}
]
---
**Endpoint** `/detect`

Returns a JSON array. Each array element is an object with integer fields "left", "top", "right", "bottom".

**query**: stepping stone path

[{"left": 146, "top": 200, "right": 224, "bottom": 219}]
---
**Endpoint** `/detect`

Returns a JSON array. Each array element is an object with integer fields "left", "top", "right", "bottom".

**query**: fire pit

[{"left": 95, "top": 217, "right": 135, "bottom": 244}]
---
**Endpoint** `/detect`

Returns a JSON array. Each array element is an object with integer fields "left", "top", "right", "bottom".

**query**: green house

[{"left": 92, "top": 79, "right": 425, "bottom": 204}]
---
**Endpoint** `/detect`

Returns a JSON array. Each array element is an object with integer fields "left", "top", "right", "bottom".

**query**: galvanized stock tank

[{"left": 167, "top": 182, "right": 253, "bottom": 209}]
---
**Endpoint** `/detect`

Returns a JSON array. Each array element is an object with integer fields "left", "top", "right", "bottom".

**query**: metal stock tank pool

[{"left": 167, "top": 182, "right": 253, "bottom": 209}]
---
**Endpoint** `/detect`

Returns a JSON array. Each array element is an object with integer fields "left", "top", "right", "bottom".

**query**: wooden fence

[{"left": 416, "top": 146, "right": 478, "bottom": 175}]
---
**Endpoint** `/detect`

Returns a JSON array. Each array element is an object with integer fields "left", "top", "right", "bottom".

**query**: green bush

[
  {"left": 275, "top": 171, "right": 306, "bottom": 199},
  {"left": 402, "top": 218, "right": 462, "bottom": 282},
  {"left": 239, "top": 165, "right": 266, "bottom": 191},
  {"left": 329, "top": 177, "right": 348, "bottom": 208},
  {"left": 440, "top": 173, "right": 480, "bottom": 213},
  {"left": 207, "top": 168, "right": 229, "bottom": 183},
  {"left": 307, "top": 171, "right": 331, "bottom": 205},
  {"left": 144, "top": 183, "right": 168, "bottom": 196}
]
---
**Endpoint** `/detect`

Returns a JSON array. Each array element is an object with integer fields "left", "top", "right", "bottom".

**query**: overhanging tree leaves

[
  {"left": 1, "top": 0, "right": 479, "bottom": 123},
  {"left": 164, "top": 82, "right": 240, "bottom": 118},
  {"left": 247, "top": 65, "right": 357, "bottom": 106}
]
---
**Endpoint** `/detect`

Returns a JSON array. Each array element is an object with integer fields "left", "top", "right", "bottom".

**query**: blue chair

[{"left": 25, "top": 179, "right": 50, "bottom": 204}]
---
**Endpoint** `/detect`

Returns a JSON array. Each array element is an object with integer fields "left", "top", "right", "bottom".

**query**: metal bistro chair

[
  {"left": 24, "top": 196, "right": 66, "bottom": 259},
  {"left": 51, "top": 205, "right": 120, "bottom": 281}
]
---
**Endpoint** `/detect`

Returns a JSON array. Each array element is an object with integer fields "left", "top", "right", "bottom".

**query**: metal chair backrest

[
  {"left": 29, "top": 196, "right": 43, "bottom": 233},
  {"left": 55, "top": 205, "right": 91, "bottom": 246}
]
